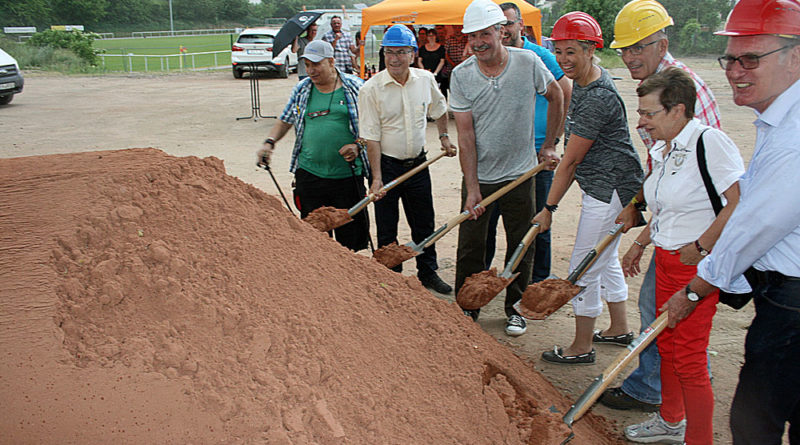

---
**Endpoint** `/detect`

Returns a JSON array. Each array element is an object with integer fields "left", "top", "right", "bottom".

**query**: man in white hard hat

[
  {"left": 663, "top": 0, "right": 800, "bottom": 442},
  {"left": 450, "top": 0, "right": 563, "bottom": 336},
  {"left": 358, "top": 25, "right": 457, "bottom": 294},
  {"left": 600, "top": 0, "right": 723, "bottom": 414},
  {"left": 481, "top": 1, "right": 573, "bottom": 284}
]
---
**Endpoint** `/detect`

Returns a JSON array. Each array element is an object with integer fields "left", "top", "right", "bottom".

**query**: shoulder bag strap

[{"left": 696, "top": 129, "right": 723, "bottom": 216}]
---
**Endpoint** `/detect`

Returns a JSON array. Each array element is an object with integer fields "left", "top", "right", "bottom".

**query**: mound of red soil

[
  {"left": 372, "top": 242, "right": 418, "bottom": 269},
  {"left": 0, "top": 149, "right": 622, "bottom": 444}
]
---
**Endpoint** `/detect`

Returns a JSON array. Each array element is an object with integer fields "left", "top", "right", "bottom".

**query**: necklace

[{"left": 481, "top": 49, "right": 507, "bottom": 90}]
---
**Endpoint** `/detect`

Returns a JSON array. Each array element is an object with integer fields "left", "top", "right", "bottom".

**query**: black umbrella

[{"left": 272, "top": 11, "right": 323, "bottom": 58}]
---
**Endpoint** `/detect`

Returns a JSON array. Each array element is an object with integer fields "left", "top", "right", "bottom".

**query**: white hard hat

[{"left": 462, "top": 0, "right": 506, "bottom": 34}]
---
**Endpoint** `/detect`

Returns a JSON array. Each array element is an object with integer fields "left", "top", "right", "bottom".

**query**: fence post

[{"left": 127, "top": 53, "right": 133, "bottom": 73}]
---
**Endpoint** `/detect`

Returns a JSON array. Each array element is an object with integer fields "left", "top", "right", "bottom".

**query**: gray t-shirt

[
  {"left": 450, "top": 47, "right": 554, "bottom": 184},
  {"left": 567, "top": 68, "right": 643, "bottom": 204},
  {"left": 296, "top": 37, "right": 310, "bottom": 77}
]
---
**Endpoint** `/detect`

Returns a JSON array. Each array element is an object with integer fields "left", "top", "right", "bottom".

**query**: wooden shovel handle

[
  {"left": 563, "top": 312, "right": 668, "bottom": 426},
  {"left": 348, "top": 151, "right": 447, "bottom": 216},
  {"left": 502, "top": 223, "right": 541, "bottom": 276},
  {"left": 565, "top": 222, "right": 625, "bottom": 284},
  {"left": 421, "top": 161, "right": 552, "bottom": 249}
]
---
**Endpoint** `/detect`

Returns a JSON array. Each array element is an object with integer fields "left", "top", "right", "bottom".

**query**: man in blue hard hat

[{"left": 358, "top": 24, "right": 457, "bottom": 294}]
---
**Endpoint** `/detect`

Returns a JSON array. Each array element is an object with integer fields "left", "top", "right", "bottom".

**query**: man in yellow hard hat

[{"left": 599, "top": 0, "right": 722, "bottom": 414}]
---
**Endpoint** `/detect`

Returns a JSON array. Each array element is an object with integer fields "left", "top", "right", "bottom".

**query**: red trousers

[{"left": 655, "top": 247, "right": 719, "bottom": 445}]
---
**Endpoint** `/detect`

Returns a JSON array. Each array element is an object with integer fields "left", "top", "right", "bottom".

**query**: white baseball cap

[{"left": 301, "top": 40, "right": 334, "bottom": 62}]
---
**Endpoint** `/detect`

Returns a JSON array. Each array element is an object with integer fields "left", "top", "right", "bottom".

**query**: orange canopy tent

[{"left": 359, "top": 0, "right": 541, "bottom": 76}]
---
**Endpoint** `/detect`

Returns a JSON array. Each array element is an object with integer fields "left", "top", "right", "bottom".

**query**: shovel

[
  {"left": 305, "top": 151, "right": 447, "bottom": 233},
  {"left": 514, "top": 222, "right": 625, "bottom": 320},
  {"left": 373, "top": 160, "right": 553, "bottom": 269},
  {"left": 456, "top": 223, "right": 541, "bottom": 310},
  {"left": 560, "top": 311, "right": 668, "bottom": 439}
]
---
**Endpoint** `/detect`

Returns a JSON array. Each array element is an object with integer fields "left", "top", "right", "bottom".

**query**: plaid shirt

[
  {"left": 638, "top": 53, "right": 721, "bottom": 151},
  {"left": 443, "top": 34, "right": 468, "bottom": 76},
  {"left": 322, "top": 30, "right": 355, "bottom": 73},
  {"left": 278, "top": 69, "right": 368, "bottom": 173}
]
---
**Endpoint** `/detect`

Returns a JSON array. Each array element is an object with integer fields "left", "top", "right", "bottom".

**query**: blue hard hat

[{"left": 381, "top": 24, "right": 417, "bottom": 49}]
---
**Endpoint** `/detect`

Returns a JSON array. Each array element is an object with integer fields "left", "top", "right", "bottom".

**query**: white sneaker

[
  {"left": 624, "top": 412, "right": 686, "bottom": 444},
  {"left": 505, "top": 315, "right": 527, "bottom": 336}
]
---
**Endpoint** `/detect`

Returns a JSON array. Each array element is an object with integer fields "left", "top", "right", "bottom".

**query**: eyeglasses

[
  {"left": 615, "top": 40, "right": 660, "bottom": 56},
  {"left": 384, "top": 49, "right": 413, "bottom": 57},
  {"left": 307, "top": 109, "right": 330, "bottom": 119},
  {"left": 717, "top": 45, "right": 791, "bottom": 70},
  {"left": 502, "top": 19, "right": 520, "bottom": 27},
  {"left": 636, "top": 108, "right": 665, "bottom": 118}
]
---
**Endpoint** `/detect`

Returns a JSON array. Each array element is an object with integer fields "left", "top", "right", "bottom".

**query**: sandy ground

[{"left": 0, "top": 59, "right": 765, "bottom": 443}]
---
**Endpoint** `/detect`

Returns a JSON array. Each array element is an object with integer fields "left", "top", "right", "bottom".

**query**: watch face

[{"left": 687, "top": 291, "right": 700, "bottom": 302}]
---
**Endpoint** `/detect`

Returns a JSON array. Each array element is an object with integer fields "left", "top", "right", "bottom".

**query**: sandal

[
  {"left": 541, "top": 346, "right": 596, "bottom": 365},
  {"left": 593, "top": 330, "right": 634, "bottom": 346}
]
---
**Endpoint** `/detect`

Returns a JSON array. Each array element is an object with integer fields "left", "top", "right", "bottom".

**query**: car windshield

[{"left": 238, "top": 34, "right": 274, "bottom": 44}]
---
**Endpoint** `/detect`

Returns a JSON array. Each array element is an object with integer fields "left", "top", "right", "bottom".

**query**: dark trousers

[
  {"left": 485, "top": 169, "right": 552, "bottom": 282},
  {"left": 294, "top": 168, "right": 369, "bottom": 252},
  {"left": 374, "top": 155, "right": 438, "bottom": 278},
  {"left": 456, "top": 178, "right": 535, "bottom": 317},
  {"left": 730, "top": 276, "right": 800, "bottom": 444}
]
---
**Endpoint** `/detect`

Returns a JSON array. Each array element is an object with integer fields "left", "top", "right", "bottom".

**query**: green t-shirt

[{"left": 299, "top": 86, "right": 363, "bottom": 179}]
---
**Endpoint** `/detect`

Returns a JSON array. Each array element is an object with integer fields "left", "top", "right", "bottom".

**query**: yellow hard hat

[{"left": 610, "top": 0, "right": 674, "bottom": 48}]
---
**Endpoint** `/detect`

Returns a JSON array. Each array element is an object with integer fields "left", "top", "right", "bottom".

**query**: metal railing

[
  {"left": 98, "top": 50, "right": 231, "bottom": 72},
  {"left": 131, "top": 28, "right": 237, "bottom": 38}
]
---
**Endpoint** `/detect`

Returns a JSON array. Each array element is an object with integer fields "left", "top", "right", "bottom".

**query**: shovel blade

[
  {"left": 456, "top": 271, "right": 518, "bottom": 310},
  {"left": 514, "top": 279, "right": 584, "bottom": 320}
]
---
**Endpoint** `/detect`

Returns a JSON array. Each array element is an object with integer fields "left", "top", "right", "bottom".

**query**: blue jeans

[
  {"left": 620, "top": 254, "right": 662, "bottom": 404},
  {"left": 730, "top": 277, "right": 800, "bottom": 444}
]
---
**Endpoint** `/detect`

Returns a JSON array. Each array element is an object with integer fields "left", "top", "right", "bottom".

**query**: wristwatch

[
  {"left": 685, "top": 283, "right": 702, "bottom": 302},
  {"left": 694, "top": 240, "right": 709, "bottom": 256}
]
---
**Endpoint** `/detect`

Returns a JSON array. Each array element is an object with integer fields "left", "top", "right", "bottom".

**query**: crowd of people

[{"left": 257, "top": 0, "right": 800, "bottom": 443}]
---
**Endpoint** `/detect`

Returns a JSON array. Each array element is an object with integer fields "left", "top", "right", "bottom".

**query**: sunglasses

[{"left": 717, "top": 45, "right": 791, "bottom": 70}]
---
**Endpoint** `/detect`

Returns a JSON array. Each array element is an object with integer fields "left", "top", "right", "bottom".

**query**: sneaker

[
  {"left": 624, "top": 412, "right": 686, "bottom": 444},
  {"left": 593, "top": 330, "right": 634, "bottom": 346},
  {"left": 419, "top": 273, "right": 452, "bottom": 294},
  {"left": 541, "top": 346, "right": 596, "bottom": 365},
  {"left": 599, "top": 387, "right": 660, "bottom": 412},
  {"left": 463, "top": 309, "right": 479, "bottom": 321},
  {"left": 505, "top": 315, "right": 527, "bottom": 336}
]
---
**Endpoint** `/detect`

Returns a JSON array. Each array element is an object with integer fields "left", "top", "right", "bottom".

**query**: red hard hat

[
  {"left": 551, "top": 12, "right": 604, "bottom": 48},
  {"left": 715, "top": 0, "right": 800, "bottom": 37}
]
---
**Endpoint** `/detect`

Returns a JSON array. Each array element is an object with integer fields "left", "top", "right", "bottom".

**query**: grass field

[{"left": 94, "top": 34, "right": 235, "bottom": 72}]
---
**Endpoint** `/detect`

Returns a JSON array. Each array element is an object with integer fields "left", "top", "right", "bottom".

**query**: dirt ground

[{"left": 0, "top": 59, "right": 765, "bottom": 443}]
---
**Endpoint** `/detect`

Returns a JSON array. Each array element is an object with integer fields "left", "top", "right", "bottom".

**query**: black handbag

[{"left": 696, "top": 130, "right": 754, "bottom": 309}]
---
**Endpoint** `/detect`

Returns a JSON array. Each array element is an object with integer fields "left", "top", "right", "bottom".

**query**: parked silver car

[
  {"left": 231, "top": 27, "right": 297, "bottom": 79},
  {"left": 0, "top": 48, "right": 24, "bottom": 105}
]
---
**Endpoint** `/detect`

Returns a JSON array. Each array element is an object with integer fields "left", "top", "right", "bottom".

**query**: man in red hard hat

[{"left": 662, "top": 0, "right": 800, "bottom": 442}]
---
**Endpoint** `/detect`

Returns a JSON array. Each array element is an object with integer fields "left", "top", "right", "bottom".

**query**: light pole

[{"left": 169, "top": 0, "right": 174, "bottom": 35}]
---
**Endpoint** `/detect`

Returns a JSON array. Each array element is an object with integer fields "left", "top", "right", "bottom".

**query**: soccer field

[{"left": 95, "top": 34, "right": 235, "bottom": 72}]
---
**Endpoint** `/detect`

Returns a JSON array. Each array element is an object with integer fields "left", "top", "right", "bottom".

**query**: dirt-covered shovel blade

[
  {"left": 561, "top": 312, "right": 668, "bottom": 436},
  {"left": 456, "top": 223, "right": 540, "bottom": 310},
  {"left": 307, "top": 152, "right": 448, "bottom": 233},
  {"left": 374, "top": 161, "right": 553, "bottom": 269},
  {"left": 514, "top": 222, "right": 624, "bottom": 319}
]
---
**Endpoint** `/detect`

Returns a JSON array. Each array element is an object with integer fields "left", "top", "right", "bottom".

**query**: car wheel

[
  {"left": 232, "top": 66, "right": 243, "bottom": 79},
  {"left": 278, "top": 58, "right": 288, "bottom": 78},
  {"left": 0, "top": 94, "right": 13, "bottom": 105}
]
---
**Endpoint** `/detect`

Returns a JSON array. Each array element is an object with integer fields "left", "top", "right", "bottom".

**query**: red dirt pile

[
  {"left": 0, "top": 148, "right": 622, "bottom": 444},
  {"left": 303, "top": 206, "right": 352, "bottom": 232},
  {"left": 517, "top": 279, "right": 583, "bottom": 320},
  {"left": 456, "top": 268, "right": 512, "bottom": 310}
]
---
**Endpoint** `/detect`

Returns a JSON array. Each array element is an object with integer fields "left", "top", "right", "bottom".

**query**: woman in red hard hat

[{"left": 534, "top": 12, "right": 643, "bottom": 365}]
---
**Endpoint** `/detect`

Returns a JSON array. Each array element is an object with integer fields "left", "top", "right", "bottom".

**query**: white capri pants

[{"left": 569, "top": 189, "right": 628, "bottom": 318}]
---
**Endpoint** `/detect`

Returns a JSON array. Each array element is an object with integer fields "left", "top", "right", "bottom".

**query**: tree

[
  {"left": 2, "top": 0, "right": 53, "bottom": 28},
  {"left": 562, "top": 0, "right": 627, "bottom": 45},
  {"left": 52, "top": 0, "right": 108, "bottom": 26}
]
